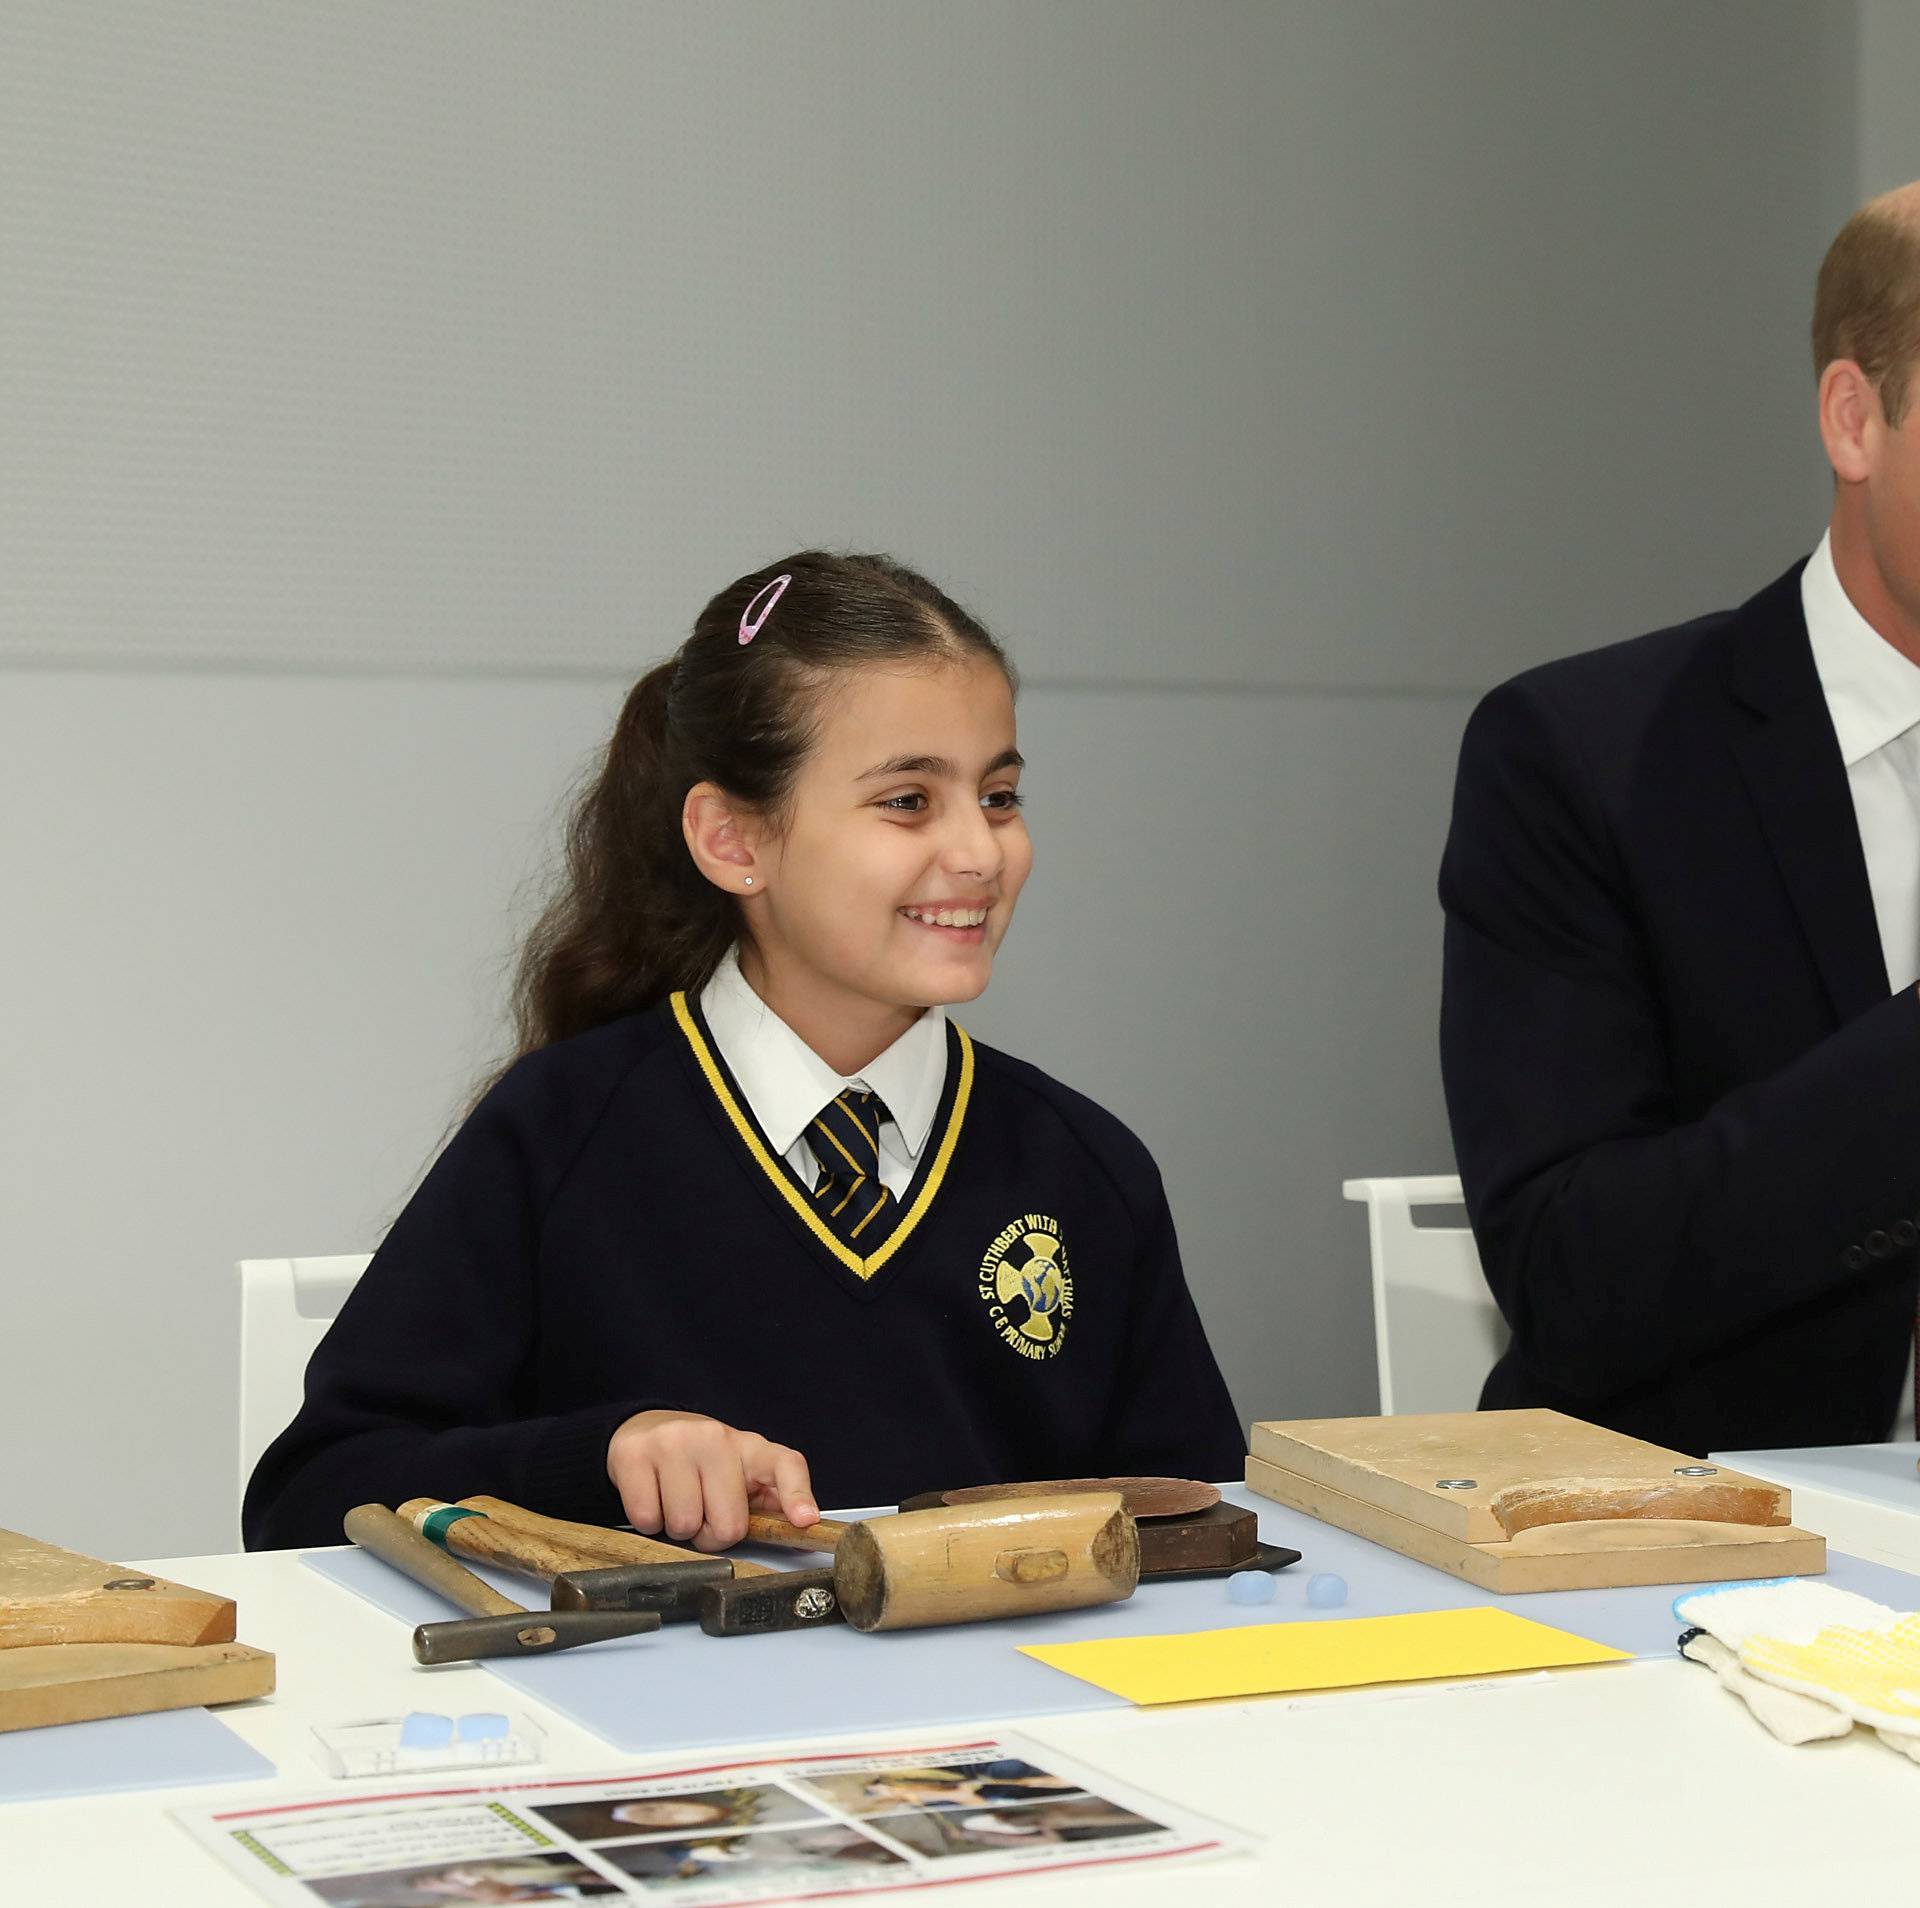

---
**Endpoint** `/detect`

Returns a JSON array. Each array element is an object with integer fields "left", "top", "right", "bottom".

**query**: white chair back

[
  {"left": 1342, "top": 1175, "right": 1506, "bottom": 1414},
  {"left": 236, "top": 1253, "right": 369, "bottom": 1537}
]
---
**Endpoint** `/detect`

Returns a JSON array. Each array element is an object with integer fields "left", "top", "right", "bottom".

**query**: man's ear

[
  {"left": 682, "top": 783, "right": 765, "bottom": 895},
  {"left": 1818, "top": 358, "right": 1880, "bottom": 486}
]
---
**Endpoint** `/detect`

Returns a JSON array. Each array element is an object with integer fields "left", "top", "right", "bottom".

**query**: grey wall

[
  {"left": 1, "top": 2, "right": 1865, "bottom": 1558},
  {"left": 1860, "top": 0, "right": 1920, "bottom": 193}
]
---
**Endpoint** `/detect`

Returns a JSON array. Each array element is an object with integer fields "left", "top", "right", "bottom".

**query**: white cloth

[
  {"left": 1803, "top": 531, "right": 1920, "bottom": 1438},
  {"left": 697, "top": 948, "right": 947, "bottom": 1201}
]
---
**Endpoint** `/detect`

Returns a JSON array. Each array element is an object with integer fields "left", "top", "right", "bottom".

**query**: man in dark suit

[{"left": 1440, "top": 183, "right": 1920, "bottom": 1455}]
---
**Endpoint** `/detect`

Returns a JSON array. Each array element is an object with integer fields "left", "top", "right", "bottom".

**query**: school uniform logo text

[{"left": 978, "top": 1213, "right": 1072, "bottom": 1360}]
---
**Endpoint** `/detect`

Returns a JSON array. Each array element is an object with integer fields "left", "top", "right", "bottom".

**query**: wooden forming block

[{"left": 1245, "top": 1410, "right": 1827, "bottom": 1593}]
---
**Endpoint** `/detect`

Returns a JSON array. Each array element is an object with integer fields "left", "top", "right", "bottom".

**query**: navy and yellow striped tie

[{"left": 810, "top": 1090, "right": 896, "bottom": 1251}]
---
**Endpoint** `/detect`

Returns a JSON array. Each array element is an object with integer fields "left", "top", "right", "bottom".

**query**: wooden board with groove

[
  {"left": 0, "top": 1527, "right": 273, "bottom": 1733},
  {"left": 1246, "top": 1410, "right": 1826, "bottom": 1593}
]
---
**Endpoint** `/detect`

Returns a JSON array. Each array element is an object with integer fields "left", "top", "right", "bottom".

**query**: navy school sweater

[{"left": 243, "top": 995, "right": 1247, "bottom": 1549}]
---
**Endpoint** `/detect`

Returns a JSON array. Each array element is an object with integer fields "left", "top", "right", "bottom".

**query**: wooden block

[
  {"left": 0, "top": 1527, "right": 236, "bottom": 1650},
  {"left": 1249, "top": 1410, "right": 1793, "bottom": 1545},
  {"left": 0, "top": 1639, "right": 275, "bottom": 1734},
  {"left": 1245, "top": 1452, "right": 1825, "bottom": 1593}
]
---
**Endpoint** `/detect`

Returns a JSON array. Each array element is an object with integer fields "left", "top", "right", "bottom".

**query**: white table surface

[
  {"left": 6, "top": 1471, "right": 1920, "bottom": 1907},
  {"left": 1717, "top": 1441, "right": 1920, "bottom": 1571}
]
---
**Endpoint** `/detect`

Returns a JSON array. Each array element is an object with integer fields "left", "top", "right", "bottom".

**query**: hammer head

[{"left": 550, "top": 1558, "right": 734, "bottom": 1621}]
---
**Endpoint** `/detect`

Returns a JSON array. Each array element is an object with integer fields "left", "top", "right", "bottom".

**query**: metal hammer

[
  {"left": 403, "top": 1496, "right": 758, "bottom": 1625},
  {"left": 343, "top": 1505, "right": 662, "bottom": 1664}
]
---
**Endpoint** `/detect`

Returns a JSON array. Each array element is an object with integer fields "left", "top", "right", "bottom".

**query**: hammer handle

[
  {"left": 396, "top": 1499, "right": 613, "bottom": 1586},
  {"left": 743, "top": 1512, "right": 852, "bottom": 1552},
  {"left": 344, "top": 1504, "right": 522, "bottom": 1619},
  {"left": 461, "top": 1495, "right": 782, "bottom": 1578}
]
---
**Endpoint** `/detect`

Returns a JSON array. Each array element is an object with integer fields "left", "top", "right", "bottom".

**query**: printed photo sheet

[{"left": 178, "top": 1734, "right": 1249, "bottom": 1906}]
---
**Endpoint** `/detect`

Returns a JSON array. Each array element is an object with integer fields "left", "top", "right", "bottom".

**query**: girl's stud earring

[{"left": 743, "top": 876, "right": 754, "bottom": 887}]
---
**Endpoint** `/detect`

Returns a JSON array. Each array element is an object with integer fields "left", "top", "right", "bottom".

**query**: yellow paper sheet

[{"left": 1018, "top": 1606, "right": 1628, "bottom": 1705}]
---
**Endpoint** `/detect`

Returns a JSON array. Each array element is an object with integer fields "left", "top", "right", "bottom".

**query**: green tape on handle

[{"left": 419, "top": 1504, "right": 483, "bottom": 1548}]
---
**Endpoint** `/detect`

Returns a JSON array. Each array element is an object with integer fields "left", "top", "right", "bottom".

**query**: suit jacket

[{"left": 1439, "top": 559, "right": 1920, "bottom": 1455}]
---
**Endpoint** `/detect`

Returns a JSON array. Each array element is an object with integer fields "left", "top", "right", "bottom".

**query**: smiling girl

[{"left": 244, "top": 553, "right": 1243, "bottom": 1551}]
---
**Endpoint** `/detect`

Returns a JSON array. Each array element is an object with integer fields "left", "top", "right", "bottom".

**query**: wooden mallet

[
  {"left": 739, "top": 1491, "right": 1140, "bottom": 1632},
  {"left": 893, "top": 1478, "right": 1296, "bottom": 1579}
]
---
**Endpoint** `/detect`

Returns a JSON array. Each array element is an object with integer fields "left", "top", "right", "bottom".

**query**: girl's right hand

[{"left": 606, "top": 1409, "right": 818, "bottom": 1552}]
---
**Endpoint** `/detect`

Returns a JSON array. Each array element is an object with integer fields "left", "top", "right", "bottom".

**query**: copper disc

[{"left": 934, "top": 1476, "right": 1220, "bottom": 1520}]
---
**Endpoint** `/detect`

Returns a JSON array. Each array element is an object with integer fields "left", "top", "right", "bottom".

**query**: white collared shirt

[
  {"left": 697, "top": 948, "right": 948, "bottom": 1200},
  {"left": 1803, "top": 530, "right": 1920, "bottom": 1437},
  {"left": 1804, "top": 531, "right": 1920, "bottom": 994}
]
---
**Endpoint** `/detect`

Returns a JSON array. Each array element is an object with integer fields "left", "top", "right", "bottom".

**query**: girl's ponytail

[{"left": 508, "top": 659, "right": 734, "bottom": 1052}]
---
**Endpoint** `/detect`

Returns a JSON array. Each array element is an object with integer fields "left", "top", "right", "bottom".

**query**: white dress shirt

[
  {"left": 1803, "top": 530, "right": 1920, "bottom": 1436},
  {"left": 697, "top": 948, "right": 948, "bottom": 1201}
]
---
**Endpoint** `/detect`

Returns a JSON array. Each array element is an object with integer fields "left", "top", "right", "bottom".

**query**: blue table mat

[
  {"left": 302, "top": 1488, "right": 1920, "bottom": 1755},
  {"left": 0, "top": 1705, "right": 274, "bottom": 1805}
]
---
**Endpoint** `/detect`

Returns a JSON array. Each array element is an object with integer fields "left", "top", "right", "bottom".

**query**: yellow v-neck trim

[{"left": 670, "top": 991, "right": 974, "bottom": 1281}]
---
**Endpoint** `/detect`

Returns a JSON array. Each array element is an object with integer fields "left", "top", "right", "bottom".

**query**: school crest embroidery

[{"left": 978, "top": 1213, "right": 1072, "bottom": 1360}]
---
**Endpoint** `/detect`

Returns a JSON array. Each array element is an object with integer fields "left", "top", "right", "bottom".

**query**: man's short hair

[{"left": 1813, "top": 196, "right": 1920, "bottom": 428}]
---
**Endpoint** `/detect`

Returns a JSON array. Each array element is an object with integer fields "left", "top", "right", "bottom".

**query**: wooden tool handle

[
  {"left": 344, "top": 1504, "right": 522, "bottom": 1619},
  {"left": 396, "top": 1499, "right": 618, "bottom": 1586},
  {"left": 461, "top": 1495, "right": 782, "bottom": 1579},
  {"left": 742, "top": 1513, "right": 852, "bottom": 1553}
]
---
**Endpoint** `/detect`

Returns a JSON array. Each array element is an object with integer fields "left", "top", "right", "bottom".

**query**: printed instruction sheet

[{"left": 179, "top": 1735, "right": 1246, "bottom": 1905}]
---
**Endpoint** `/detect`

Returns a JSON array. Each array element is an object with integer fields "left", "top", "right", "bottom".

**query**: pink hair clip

[{"left": 739, "top": 573, "right": 791, "bottom": 645}]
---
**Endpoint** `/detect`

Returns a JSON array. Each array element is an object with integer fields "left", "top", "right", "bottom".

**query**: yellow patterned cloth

[{"left": 1676, "top": 1580, "right": 1920, "bottom": 1739}]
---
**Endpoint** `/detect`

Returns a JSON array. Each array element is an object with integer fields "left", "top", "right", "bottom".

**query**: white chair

[
  {"left": 1342, "top": 1175, "right": 1507, "bottom": 1415},
  {"left": 236, "top": 1253, "right": 370, "bottom": 1537}
]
